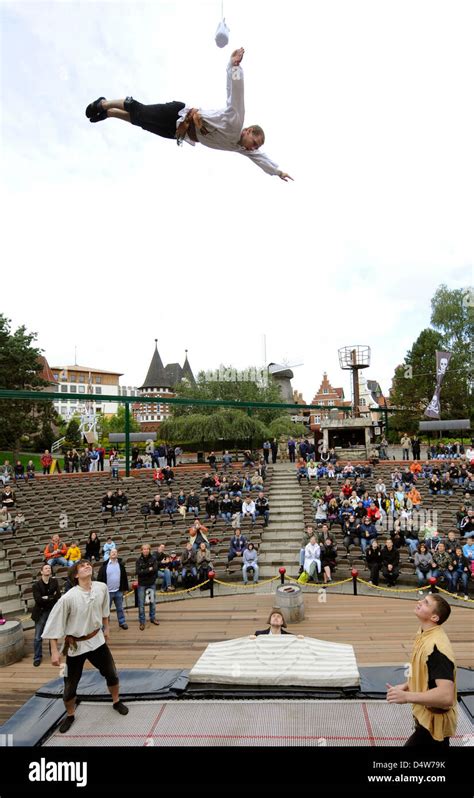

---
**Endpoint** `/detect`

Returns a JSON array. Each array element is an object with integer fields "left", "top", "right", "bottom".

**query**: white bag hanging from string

[{"left": 215, "top": 0, "right": 229, "bottom": 47}]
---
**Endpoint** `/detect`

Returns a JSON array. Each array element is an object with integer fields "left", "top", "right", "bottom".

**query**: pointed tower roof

[
  {"left": 181, "top": 349, "right": 196, "bottom": 385},
  {"left": 140, "top": 340, "right": 170, "bottom": 389}
]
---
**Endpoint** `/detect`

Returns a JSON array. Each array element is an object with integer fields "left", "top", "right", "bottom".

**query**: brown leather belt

[
  {"left": 176, "top": 108, "right": 209, "bottom": 145},
  {"left": 62, "top": 628, "right": 100, "bottom": 655}
]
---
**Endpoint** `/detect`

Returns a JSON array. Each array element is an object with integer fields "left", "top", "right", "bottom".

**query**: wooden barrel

[
  {"left": 0, "top": 620, "right": 25, "bottom": 667},
  {"left": 275, "top": 584, "right": 305, "bottom": 624}
]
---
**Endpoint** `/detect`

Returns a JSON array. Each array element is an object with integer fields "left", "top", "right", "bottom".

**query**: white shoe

[
  {"left": 418, "top": 590, "right": 424, "bottom": 595},
  {"left": 464, "top": 595, "right": 468, "bottom": 600}
]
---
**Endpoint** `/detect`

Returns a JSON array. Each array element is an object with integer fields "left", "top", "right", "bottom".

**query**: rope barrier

[
  {"left": 123, "top": 579, "right": 210, "bottom": 599},
  {"left": 213, "top": 576, "right": 280, "bottom": 588},
  {"left": 285, "top": 575, "right": 353, "bottom": 588},
  {"left": 433, "top": 585, "right": 474, "bottom": 603},
  {"left": 355, "top": 578, "right": 430, "bottom": 594}
]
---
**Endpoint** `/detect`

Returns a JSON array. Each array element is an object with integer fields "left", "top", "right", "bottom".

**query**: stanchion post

[
  {"left": 351, "top": 569, "right": 358, "bottom": 596},
  {"left": 428, "top": 576, "right": 438, "bottom": 593},
  {"left": 208, "top": 570, "right": 215, "bottom": 598},
  {"left": 279, "top": 567, "right": 286, "bottom": 585}
]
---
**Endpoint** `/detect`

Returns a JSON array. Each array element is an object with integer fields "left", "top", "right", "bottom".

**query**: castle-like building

[{"left": 132, "top": 340, "right": 195, "bottom": 432}]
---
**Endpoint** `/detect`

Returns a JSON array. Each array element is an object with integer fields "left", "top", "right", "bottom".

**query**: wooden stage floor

[{"left": 1, "top": 592, "right": 472, "bottom": 724}]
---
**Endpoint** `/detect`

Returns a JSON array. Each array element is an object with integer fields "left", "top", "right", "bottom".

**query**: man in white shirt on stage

[{"left": 42, "top": 559, "right": 129, "bottom": 734}]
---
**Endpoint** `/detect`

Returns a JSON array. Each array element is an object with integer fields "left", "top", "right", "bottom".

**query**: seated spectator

[
  {"left": 13, "top": 461, "right": 25, "bottom": 481},
  {"left": 430, "top": 542, "right": 453, "bottom": 588},
  {"left": 153, "top": 467, "right": 164, "bottom": 484},
  {"left": 407, "top": 486, "right": 422, "bottom": 507},
  {"left": 450, "top": 545, "right": 471, "bottom": 599},
  {"left": 103, "top": 535, "right": 116, "bottom": 561},
  {"left": 231, "top": 495, "right": 243, "bottom": 527},
  {"left": 366, "top": 538, "right": 383, "bottom": 586},
  {"left": 424, "top": 529, "right": 443, "bottom": 554},
  {"left": 445, "top": 530, "right": 460, "bottom": 557},
  {"left": 65, "top": 540, "right": 81, "bottom": 565},
  {"left": 255, "top": 492, "right": 270, "bottom": 527},
  {"left": 40, "top": 450, "right": 53, "bottom": 475},
  {"left": 177, "top": 490, "right": 187, "bottom": 519},
  {"left": 391, "top": 470, "right": 402, "bottom": 489},
  {"left": 359, "top": 515, "right": 378, "bottom": 554},
  {"left": 462, "top": 534, "right": 474, "bottom": 566},
  {"left": 459, "top": 508, "right": 474, "bottom": 538},
  {"left": 150, "top": 493, "right": 164, "bottom": 519},
  {"left": 323, "top": 486, "right": 335, "bottom": 505},
  {"left": 342, "top": 515, "right": 361, "bottom": 552},
  {"left": 1, "top": 485, "right": 15, "bottom": 511},
  {"left": 186, "top": 490, "right": 200, "bottom": 517},
  {"left": 401, "top": 467, "right": 414, "bottom": 491},
  {"left": 381, "top": 538, "right": 400, "bottom": 587},
  {"left": 326, "top": 463, "right": 336, "bottom": 479},
  {"left": 375, "top": 479, "right": 387, "bottom": 495},
  {"left": 0, "top": 460, "right": 14, "bottom": 486},
  {"left": 298, "top": 524, "right": 315, "bottom": 574},
  {"left": 155, "top": 543, "right": 174, "bottom": 592},
  {"left": 112, "top": 489, "right": 127, "bottom": 512},
  {"left": 196, "top": 542, "right": 213, "bottom": 584},
  {"left": 414, "top": 542, "right": 433, "bottom": 590},
  {"left": 230, "top": 476, "right": 243, "bottom": 496},
  {"left": 218, "top": 475, "right": 230, "bottom": 494},
  {"left": 314, "top": 499, "right": 328, "bottom": 525},
  {"left": 307, "top": 460, "right": 318, "bottom": 480},
  {"left": 326, "top": 498, "right": 339, "bottom": 527},
  {"left": 340, "top": 480, "right": 353, "bottom": 500},
  {"left": 303, "top": 536, "right": 321, "bottom": 581},
  {"left": 441, "top": 474, "right": 454, "bottom": 496},
  {"left": 429, "top": 475, "right": 442, "bottom": 495},
  {"left": 242, "top": 542, "right": 259, "bottom": 584},
  {"left": 409, "top": 461, "right": 422, "bottom": 476},
  {"left": 205, "top": 493, "right": 220, "bottom": 524},
  {"left": 219, "top": 492, "right": 233, "bottom": 525},
  {"left": 201, "top": 473, "right": 215, "bottom": 495},
  {"left": 0, "top": 507, "right": 13, "bottom": 534},
  {"left": 181, "top": 542, "right": 197, "bottom": 584},
  {"left": 161, "top": 466, "right": 174, "bottom": 485},
  {"left": 243, "top": 449, "right": 255, "bottom": 468},
  {"left": 44, "top": 534, "right": 68, "bottom": 567},
  {"left": 320, "top": 537, "right": 337, "bottom": 583},
  {"left": 222, "top": 450, "right": 233, "bottom": 471},
  {"left": 85, "top": 531, "right": 101, "bottom": 562},
  {"left": 26, "top": 460, "right": 36, "bottom": 480},
  {"left": 189, "top": 520, "right": 210, "bottom": 550},
  {"left": 227, "top": 528, "right": 247, "bottom": 569},
  {"left": 296, "top": 460, "right": 309, "bottom": 484},
  {"left": 101, "top": 490, "right": 117, "bottom": 517},
  {"left": 250, "top": 471, "right": 264, "bottom": 491},
  {"left": 163, "top": 491, "right": 177, "bottom": 524},
  {"left": 241, "top": 495, "right": 256, "bottom": 524},
  {"left": 317, "top": 463, "right": 328, "bottom": 479}
]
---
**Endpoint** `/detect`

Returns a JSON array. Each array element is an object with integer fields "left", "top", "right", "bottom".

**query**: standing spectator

[
  {"left": 41, "top": 450, "right": 53, "bottom": 475},
  {"left": 381, "top": 538, "right": 400, "bottom": 586},
  {"left": 156, "top": 444, "right": 167, "bottom": 469},
  {"left": 262, "top": 440, "right": 271, "bottom": 465},
  {"left": 366, "top": 539, "right": 383, "bottom": 586},
  {"left": 411, "top": 435, "right": 421, "bottom": 460},
  {"left": 167, "top": 445, "right": 177, "bottom": 468},
  {"left": 242, "top": 542, "right": 259, "bottom": 584},
  {"left": 97, "top": 548, "right": 129, "bottom": 629},
  {"left": 31, "top": 564, "right": 61, "bottom": 666},
  {"left": 89, "top": 447, "right": 100, "bottom": 472},
  {"left": 222, "top": 450, "right": 233, "bottom": 471},
  {"left": 270, "top": 438, "right": 278, "bottom": 464},
  {"left": 449, "top": 545, "right": 471, "bottom": 599},
  {"left": 85, "top": 531, "right": 101, "bottom": 562},
  {"left": 103, "top": 536, "right": 117, "bottom": 562},
  {"left": 400, "top": 434, "right": 411, "bottom": 461},
  {"left": 287, "top": 438, "right": 296, "bottom": 463},
  {"left": 207, "top": 451, "right": 217, "bottom": 471},
  {"left": 136, "top": 543, "right": 159, "bottom": 630},
  {"left": 227, "top": 528, "right": 247, "bottom": 569},
  {"left": 96, "top": 445, "right": 105, "bottom": 472},
  {"left": 43, "top": 534, "right": 68, "bottom": 568}
]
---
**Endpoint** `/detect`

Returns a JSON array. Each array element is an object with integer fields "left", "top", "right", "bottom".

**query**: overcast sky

[{"left": 2, "top": 0, "right": 473, "bottom": 402}]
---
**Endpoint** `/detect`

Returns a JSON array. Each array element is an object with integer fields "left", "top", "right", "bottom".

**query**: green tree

[
  {"left": 0, "top": 315, "right": 59, "bottom": 453},
  {"left": 160, "top": 409, "right": 268, "bottom": 448},
  {"left": 64, "top": 418, "right": 82, "bottom": 449},
  {"left": 172, "top": 369, "right": 286, "bottom": 426},
  {"left": 99, "top": 405, "right": 140, "bottom": 438}
]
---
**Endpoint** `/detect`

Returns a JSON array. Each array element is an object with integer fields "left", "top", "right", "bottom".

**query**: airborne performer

[{"left": 85, "top": 47, "right": 293, "bottom": 181}]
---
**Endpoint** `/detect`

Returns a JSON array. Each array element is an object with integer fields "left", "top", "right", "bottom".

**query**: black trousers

[
  {"left": 63, "top": 643, "right": 119, "bottom": 702},
  {"left": 405, "top": 721, "right": 450, "bottom": 747},
  {"left": 126, "top": 98, "right": 185, "bottom": 139}
]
